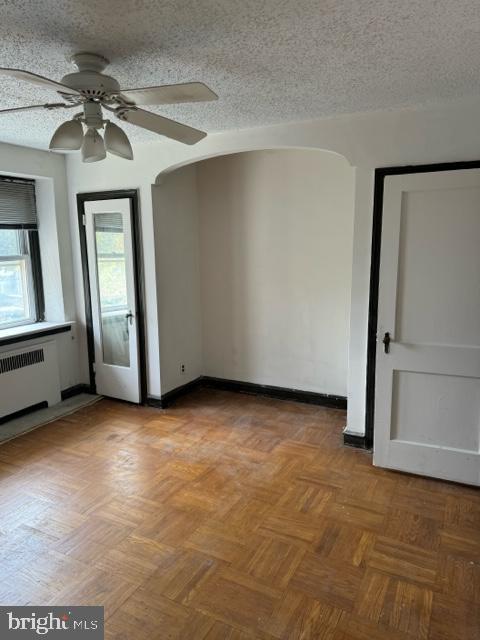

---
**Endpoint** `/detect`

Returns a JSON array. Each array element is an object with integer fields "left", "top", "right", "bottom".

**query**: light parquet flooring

[{"left": 0, "top": 389, "right": 479, "bottom": 639}]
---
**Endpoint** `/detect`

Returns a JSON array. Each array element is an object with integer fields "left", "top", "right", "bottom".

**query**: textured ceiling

[{"left": 0, "top": 0, "right": 479, "bottom": 149}]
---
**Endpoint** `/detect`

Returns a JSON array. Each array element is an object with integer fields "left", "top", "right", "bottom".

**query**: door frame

[
  {"left": 364, "top": 159, "right": 480, "bottom": 449},
  {"left": 77, "top": 189, "right": 147, "bottom": 403}
]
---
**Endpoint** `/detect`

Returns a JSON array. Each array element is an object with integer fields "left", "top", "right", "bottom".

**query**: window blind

[
  {"left": 0, "top": 177, "right": 37, "bottom": 228},
  {"left": 95, "top": 212, "right": 123, "bottom": 233}
]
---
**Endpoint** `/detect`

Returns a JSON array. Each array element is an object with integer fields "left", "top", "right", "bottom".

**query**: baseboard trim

[
  {"left": 147, "top": 376, "right": 347, "bottom": 412},
  {"left": 146, "top": 396, "right": 164, "bottom": 409},
  {"left": 343, "top": 431, "right": 369, "bottom": 449},
  {"left": 202, "top": 376, "right": 347, "bottom": 409},
  {"left": 0, "top": 401, "right": 48, "bottom": 425},
  {"left": 61, "top": 384, "right": 93, "bottom": 401},
  {"left": 148, "top": 377, "right": 203, "bottom": 410}
]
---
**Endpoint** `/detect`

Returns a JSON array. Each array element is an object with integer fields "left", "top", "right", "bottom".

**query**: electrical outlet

[{"left": 180, "top": 364, "right": 186, "bottom": 375}]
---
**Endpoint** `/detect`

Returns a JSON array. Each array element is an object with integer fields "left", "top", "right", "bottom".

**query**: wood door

[
  {"left": 84, "top": 198, "right": 140, "bottom": 403},
  {"left": 374, "top": 169, "right": 480, "bottom": 485}
]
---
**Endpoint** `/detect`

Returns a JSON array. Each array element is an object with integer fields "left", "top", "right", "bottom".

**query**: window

[{"left": 0, "top": 177, "right": 44, "bottom": 329}]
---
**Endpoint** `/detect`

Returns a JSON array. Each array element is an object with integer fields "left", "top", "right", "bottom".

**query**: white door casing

[
  {"left": 84, "top": 198, "right": 140, "bottom": 403},
  {"left": 374, "top": 169, "right": 480, "bottom": 486}
]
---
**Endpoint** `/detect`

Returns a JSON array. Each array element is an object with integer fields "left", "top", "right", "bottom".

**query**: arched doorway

[{"left": 152, "top": 148, "right": 355, "bottom": 409}]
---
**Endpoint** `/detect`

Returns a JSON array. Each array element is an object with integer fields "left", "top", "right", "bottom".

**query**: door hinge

[
  {"left": 82, "top": 214, "right": 86, "bottom": 226},
  {"left": 92, "top": 362, "right": 96, "bottom": 373}
]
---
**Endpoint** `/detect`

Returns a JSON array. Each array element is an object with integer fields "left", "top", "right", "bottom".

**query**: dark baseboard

[
  {"left": 61, "top": 383, "right": 93, "bottom": 401},
  {"left": 343, "top": 431, "right": 369, "bottom": 449},
  {"left": 147, "top": 376, "right": 203, "bottom": 410},
  {"left": 146, "top": 396, "right": 164, "bottom": 409},
  {"left": 0, "top": 401, "right": 48, "bottom": 425},
  {"left": 148, "top": 376, "right": 347, "bottom": 410},
  {"left": 147, "top": 376, "right": 347, "bottom": 412},
  {"left": 201, "top": 376, "right": 347, "bottom": 409},
  {"left": 162, "top": 377, "right": 203, "bottom": 407}
]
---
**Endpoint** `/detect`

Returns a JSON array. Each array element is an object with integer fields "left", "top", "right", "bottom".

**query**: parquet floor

[{"left": 0, "top": 389, "right": 479, "bottom": 639}]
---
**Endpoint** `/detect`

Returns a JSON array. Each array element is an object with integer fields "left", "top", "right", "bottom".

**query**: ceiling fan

[{"left": 0, "top": 52, "right": 218, "bottom": 162}]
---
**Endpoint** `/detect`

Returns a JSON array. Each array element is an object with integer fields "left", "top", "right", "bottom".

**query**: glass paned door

[
  {"left": 94, "top": 212, "right": 130, "bottom": 367},
  {"left": 84, "top": 199, "right": 140, "bottom": 403}
]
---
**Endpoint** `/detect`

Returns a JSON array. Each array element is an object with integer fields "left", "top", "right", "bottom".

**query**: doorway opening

[
  {"left": 152, "top": 148, "right": 355, "bottom": 411},
  {"left": 77, "top": 189, "right": 147, "bottom": 404}
]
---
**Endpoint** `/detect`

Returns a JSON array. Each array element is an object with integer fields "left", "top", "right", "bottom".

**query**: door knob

[{"left": 383, "top": 332, "right": 391, "bottom": 354}]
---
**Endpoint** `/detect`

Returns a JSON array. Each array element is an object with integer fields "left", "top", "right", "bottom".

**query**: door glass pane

[{"left": 94, "top": 212, "right": 130, "bottom": 367}]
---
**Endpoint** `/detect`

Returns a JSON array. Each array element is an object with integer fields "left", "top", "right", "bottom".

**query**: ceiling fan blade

[
  {"left": 0, "top": 68, "right": 80, "bottom": 95},
  {"left": 0, "top": 102, "right": 70, "bottom": 115},
  {"left": 117, "top": 107, "right": 207, "bottom": 145},
  {"left": 119, "top": 82, "right": 218, "bottom": 106}
]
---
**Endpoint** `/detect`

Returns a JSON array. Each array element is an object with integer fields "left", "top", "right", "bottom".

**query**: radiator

[{"left": 0, "top": 340, "right": 61, "bottom": 420}]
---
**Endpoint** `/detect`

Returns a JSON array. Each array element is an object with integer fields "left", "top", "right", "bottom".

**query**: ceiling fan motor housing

[
  {"left": 61, "top": 52, "right": 120, "bottom": 98},
  {"left": 61, "top": 70, "right": 120, "bottom": 98}
]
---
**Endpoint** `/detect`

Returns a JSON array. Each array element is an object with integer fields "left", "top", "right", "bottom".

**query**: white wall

[
  {"left": 65, "top": 96, "right": 480, "bottom": 434},
  {"left": 66, "top": 154, "right": 161, "bottom": 395},
  {"left": 0, "top": 143, "right": 75, "bottom": 322},
  {"left": 196, "top": 149, "right": 354, "bottom": 396},
  {"left": 0, "top": 142, "right": 82, "bottom": 390},
  {"left": 152, "top": 166, "right": 203, "bottom": 395}
]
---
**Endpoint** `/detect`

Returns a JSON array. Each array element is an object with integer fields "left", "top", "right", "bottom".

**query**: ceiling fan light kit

[
  {"left": 104, "top": 121, "right": 133, "bottom": 159},
  {"left": 49, "top": 100, "right": 133, "bottom": 161},
  {"left": 0, "top": 52, "right": 218, "bottom": 163},
  {"left": 81, "top": 128, "right": 106, "bottom": 163},
  {"left": 48, "top": 118, "right": 83, "bottom": 150}
]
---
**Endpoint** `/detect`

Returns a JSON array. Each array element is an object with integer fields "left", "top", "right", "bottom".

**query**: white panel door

[
  {"left": 374, "top": 169, "right": 480, "bottom": 486},
  {"left": 84, "top": 198, "right": 140, "bottom": 403}
]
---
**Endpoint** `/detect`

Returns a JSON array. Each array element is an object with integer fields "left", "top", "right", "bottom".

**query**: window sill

[{"left": 0, "top": 321, "right": 73, "bottom": 347}]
